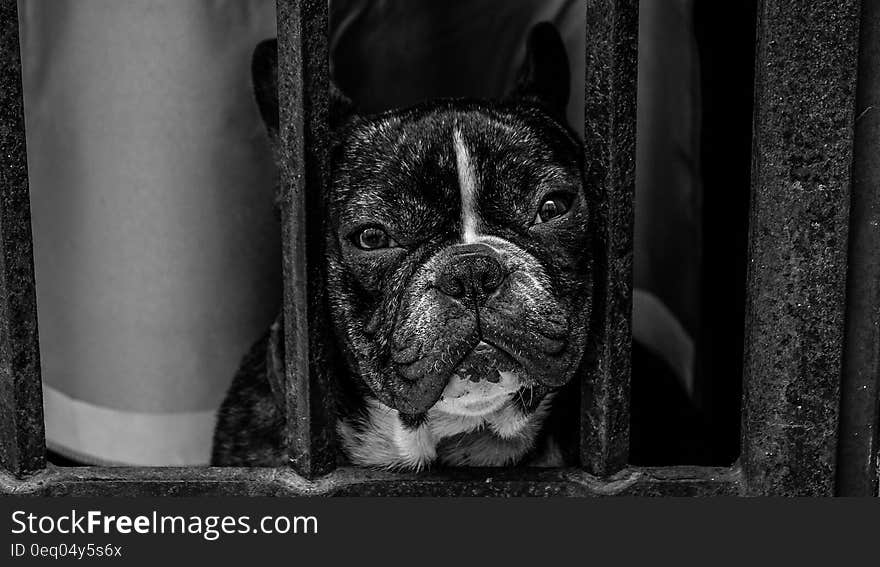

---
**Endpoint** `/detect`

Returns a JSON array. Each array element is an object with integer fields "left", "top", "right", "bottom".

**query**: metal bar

[
  {"left": 580, "top": 0, "right": 639, "bottom": 476},
  {"left": 741, "top": 0, "right": 861, "bottom": 496},
  {"left": 0, "top": 465, "right": 743, "bottom": 497},
  {"left": 0, "top": 0, "right": 45, "bottom": 478},
  {"left": 275, "top": 0, "right": 337, "bottom": 478},
  {"left": 836, "top": 0, "right": 880, "bottom": 498}
]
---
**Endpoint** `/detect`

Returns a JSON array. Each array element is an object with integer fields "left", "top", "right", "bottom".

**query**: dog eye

[
  {"left": 534, "top": 193, "right": 573, "bottom": 224},
  {"left": 354, "top": 227, "right": 395, "bottom": 250}
]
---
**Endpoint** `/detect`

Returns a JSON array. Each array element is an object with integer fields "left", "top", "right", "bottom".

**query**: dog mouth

[
  {"left": 384, "top": 314, "right": 574, "bottom": 414},
  {"left": 453, "top": 340, "right": 520, "bottom": 383},
  {"left": 433, "top": 342, "right": 524, "bottom": 416},
  {"left": 393, "top": 326, "right": 569, "bottom": 381}
]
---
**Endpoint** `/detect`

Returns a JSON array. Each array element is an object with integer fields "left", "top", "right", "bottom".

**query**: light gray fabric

[
  {"left": 20, "top": 0, "right": 280, "bottom": 464},
  {"left": 635, "top": 0, "right": 702, "bottom": 337}
]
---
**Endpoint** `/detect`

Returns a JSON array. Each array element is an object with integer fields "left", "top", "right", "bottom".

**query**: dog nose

[{"left": 435, "top": 246, "right": 506, "bottom": 305}]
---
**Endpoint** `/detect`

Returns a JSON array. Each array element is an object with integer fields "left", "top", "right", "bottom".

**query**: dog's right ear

[
  {"left": 252, "top": 38, "right": 356, "bottom": 140},
  {"left": 252, "top": 39, "right": 280, "bottom": 139}
]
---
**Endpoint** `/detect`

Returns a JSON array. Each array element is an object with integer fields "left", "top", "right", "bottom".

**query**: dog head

[{"left": 254, "top": 23, "right": 595, "bottom": 425}]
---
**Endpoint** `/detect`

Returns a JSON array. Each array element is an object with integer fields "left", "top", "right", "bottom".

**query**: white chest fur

[{"left": 337, "top": 391, "right": 556, "bottom": 471}]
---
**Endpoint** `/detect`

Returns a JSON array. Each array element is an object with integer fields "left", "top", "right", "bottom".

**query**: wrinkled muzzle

[{"left": 371, "top": 241, "right": 581, "bottom": 415}]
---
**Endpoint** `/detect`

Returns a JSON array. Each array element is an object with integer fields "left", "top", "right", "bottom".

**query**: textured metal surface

[
  {"left": 742, "top": 0, "right": 861, "bottom": 496},
  {"left": 0, "top": 0, "right": 45, "bottom": 477},
  {"left": 836, "top": 0, "right": 880, "bottom": 497},
  {"left": 276, "top": 0, "right": 337, "bottom": 478},
  {"left": 0, "top": 465, "right": 742, "bottom": 497},
  {"left": 580, "top": 0, "right": 638, "bottom": 476}
]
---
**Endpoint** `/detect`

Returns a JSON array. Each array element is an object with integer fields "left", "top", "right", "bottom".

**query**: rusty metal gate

[{"left": 1, "top": 0, "right": 878, "bottom": 497}]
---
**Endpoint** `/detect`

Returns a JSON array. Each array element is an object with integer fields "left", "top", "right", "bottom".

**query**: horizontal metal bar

[
  {"left": 0, "top": 0, "right": 46, "bottom": 478},
  {"left": 1, "top": 465, "right": 743, "bottom": 497}
]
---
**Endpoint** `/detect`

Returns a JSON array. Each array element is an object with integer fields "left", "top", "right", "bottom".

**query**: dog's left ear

[
  {"left": 509, "top": 22, "right": 570, "bottom": 117},
  {"left": 252, "top": 38, "right": 357, "bottom": 141}
]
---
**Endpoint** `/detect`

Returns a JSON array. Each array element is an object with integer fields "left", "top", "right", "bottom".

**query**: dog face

[
  {"left": 328, "top": 103, "right": 592, "bottom": 418},
  {"left": 254, "top": 24, "right": 595, "bottom": 427},
  {"left": 327, "top": 25, "right": 594, "bottom": 423}
]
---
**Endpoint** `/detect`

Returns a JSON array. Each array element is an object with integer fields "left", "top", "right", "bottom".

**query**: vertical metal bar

[
  {"left": 836, "top": 0, "right": 880, "bottom": 498},
  {"left": 276, "top": 0, "right": 336, "bottom": 478},
  {"left": 693, "top": 1, "right": 758, "bottom": 466},
  {"left": 580, "top": 0, "right": 639, "bottom": 476},
  {"left": 0, "top": 0, "right": 45, "bottom": 477},
  {"left": 742, "top": 0, "right": 861, "bottom": 496}
]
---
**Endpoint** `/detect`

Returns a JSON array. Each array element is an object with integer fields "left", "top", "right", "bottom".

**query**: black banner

[{"left": 0, "top": 497, "right": 877, "bottom": 565}]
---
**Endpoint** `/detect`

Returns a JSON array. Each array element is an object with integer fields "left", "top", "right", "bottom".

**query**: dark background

[
  {"left": 632, "top": 0, "right": 757, "bottom": 466},
  {"left": 693, "top": 0, "right": 758, "bottom": 465}
]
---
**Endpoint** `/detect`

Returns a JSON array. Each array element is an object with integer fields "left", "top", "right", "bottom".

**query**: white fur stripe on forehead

[{"left": 453, "top": 128, "right": 480, "bottom": 243}]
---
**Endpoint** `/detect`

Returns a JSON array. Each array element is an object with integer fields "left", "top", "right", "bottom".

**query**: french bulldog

[{"left": 212, "top": 22, "right": 599, "bottom": 470}]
